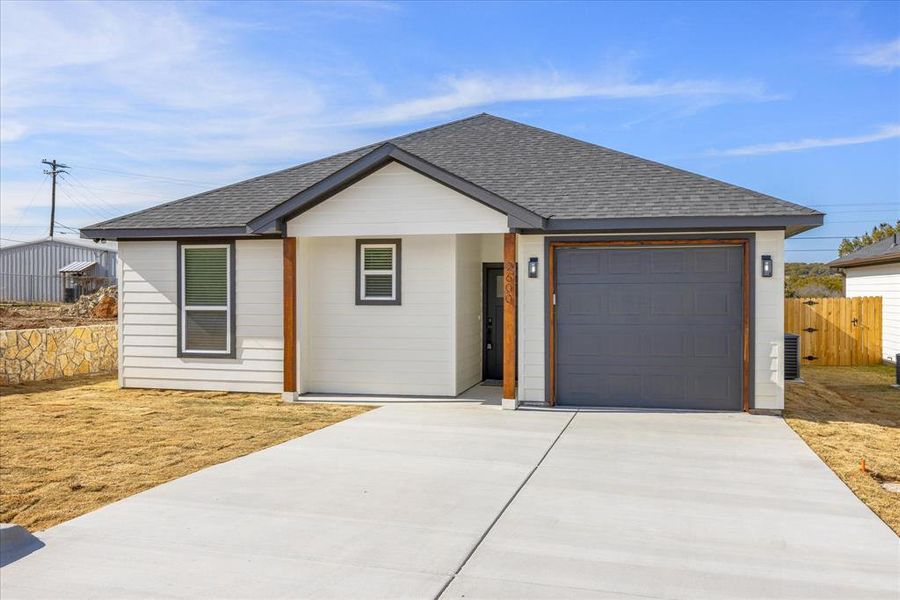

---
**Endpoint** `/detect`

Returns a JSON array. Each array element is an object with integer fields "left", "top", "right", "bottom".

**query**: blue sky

[{"left": 1, "top": 0, "right": 898, "bottom": 261}]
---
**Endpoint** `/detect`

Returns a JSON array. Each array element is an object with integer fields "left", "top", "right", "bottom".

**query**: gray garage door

[{"left": 555, "top": 245, "right": 743, "bottom": 410}]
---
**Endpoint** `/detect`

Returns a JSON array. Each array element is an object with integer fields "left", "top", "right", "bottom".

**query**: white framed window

[
  {"left": 356, "top": 239, "right": 401, "bottom": 305},
  {"left": 179, "top": 242, "right": 234, "bottom": 357}
]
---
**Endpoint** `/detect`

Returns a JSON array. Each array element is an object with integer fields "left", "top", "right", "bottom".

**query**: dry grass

[
  {"left": 784, "top": 365, "right": 900, "bottom": 535},
  {"left": 0, "top": 374, "right": 370, "bottom": 531}
]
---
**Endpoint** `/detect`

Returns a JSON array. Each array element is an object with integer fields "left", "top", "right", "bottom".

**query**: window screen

[
  {"left": 357, "top": 240, "right": 400, "bottom": 304},
  {"left": 181, "top": 245, "right": 231, "bottom": 354}
]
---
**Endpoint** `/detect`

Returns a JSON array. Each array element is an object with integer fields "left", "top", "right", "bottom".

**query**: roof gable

[
  {"left": 286, "top": 161, "right": 509, "bottom": 237},
  {"left": 248, "top": 143, "right": 543, "bottom": 233}
]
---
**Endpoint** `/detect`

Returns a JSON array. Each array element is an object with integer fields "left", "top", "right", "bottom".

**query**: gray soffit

[
  {"left": 828, "top": 234, "right": 900, "bottom": 268},
  {"left": 80, "top": 113, "right": 824, "bottom": 240},
  {"left": 80, "top": 226, "right": 280, "bottom": 240},
  {"left": 531, "top": 214, "right": 824, "bottom": 237}
]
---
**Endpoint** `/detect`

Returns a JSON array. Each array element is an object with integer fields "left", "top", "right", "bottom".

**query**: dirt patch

[
  {"left": 0, "top": 302, "right": 115, "bottom": 330},
  {"left": 785, "top": 365, "right": 900, "bottom": 535},
  {"left": 0, "top": 374, "right": 371, "bottom": 531}
]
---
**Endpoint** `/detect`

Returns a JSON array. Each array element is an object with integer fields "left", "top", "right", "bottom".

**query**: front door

[{"left": 483, "top": 264, "right": 504, "bottom": 381}]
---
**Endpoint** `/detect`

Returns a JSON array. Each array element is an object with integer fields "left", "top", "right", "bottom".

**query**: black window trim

[
  {"left": 176, "top": 239, "right": 237, "bottom": 359},
  {"left": 356, "top": 238, "right": 401, "bottom": 306}
]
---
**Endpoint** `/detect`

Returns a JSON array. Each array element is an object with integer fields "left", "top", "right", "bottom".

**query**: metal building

[{"left": 0, "top": 237, "right": 117, "bottom": 302}]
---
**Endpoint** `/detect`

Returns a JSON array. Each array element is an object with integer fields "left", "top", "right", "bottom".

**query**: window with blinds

[
  {"left": 180, "top": 244, "right": 232, "bottom": 355},
  {"left": 357, "top": 240, "right": 400, "bottom": 305}
]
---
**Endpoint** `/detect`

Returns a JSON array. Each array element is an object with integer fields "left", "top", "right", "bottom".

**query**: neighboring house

[
  {"left": 0, "top": 236, "right": 117, "bottom": 303},
  {"left": 828, "top": 234, "right": 900, "bottom": 364},
  {"left": 82, "top": 114, "right": 823, "bottom": 411}
]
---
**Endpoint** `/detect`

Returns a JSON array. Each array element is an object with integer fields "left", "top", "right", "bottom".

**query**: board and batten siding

[
  {"left": 517, "top": 230, "right": 786, "bottom": 410},
  {"left": 844, "top": 263, "right": 899, "bottom": 363},
  {"left": 118, "top": 240, "right": 283, "bottom": 393}
]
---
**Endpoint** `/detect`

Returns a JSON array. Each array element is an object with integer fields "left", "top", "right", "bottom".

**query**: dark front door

[
  {"left": 483, "top": 264, "right": 504, "bottom": 381},
  {"left": 555, "top": 245, "right": 744, "bottom": 410}
]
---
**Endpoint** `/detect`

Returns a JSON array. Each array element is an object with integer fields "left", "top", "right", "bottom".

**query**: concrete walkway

[{"left": 1, "top": 405, "right": 897, "bottom": 599}]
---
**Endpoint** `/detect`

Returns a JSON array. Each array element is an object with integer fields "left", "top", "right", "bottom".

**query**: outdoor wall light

[
  {"left": 761, "top": 255, "right": 773, "bottom": 278},
  {"left": 528, "top": 257, "right": 539, "bottom": 278}
]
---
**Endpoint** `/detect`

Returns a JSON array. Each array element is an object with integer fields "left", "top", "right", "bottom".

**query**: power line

[
  {"left": 57, "top": 184, "right": 116, "bottom": 221},
  {"left": 62, "top": 181, "right": 171, "bottom": 199},
  {"left": 805, "top": 202, "right": 900, "bottom": 208},
  {"left": 8, "top": 174, "right": 50, "bottom": 237},
  {"left": 60, "top": 173, "right": 125, "bottom": 216},
  {"left": 67, "top": 163, "right": 216, "bottom": 186}
]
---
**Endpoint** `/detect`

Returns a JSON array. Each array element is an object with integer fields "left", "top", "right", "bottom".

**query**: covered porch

[{"left": 280, "top": 232, "right": 520, "bottom": 409}]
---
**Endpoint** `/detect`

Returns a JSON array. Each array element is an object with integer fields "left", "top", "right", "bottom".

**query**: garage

[{"left": 551, "top": 241, "right": 747, "bottom": 410}]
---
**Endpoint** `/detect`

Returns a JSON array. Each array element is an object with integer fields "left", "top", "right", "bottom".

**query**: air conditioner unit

[{"left": 785, "top": 333, "right": 800, "bottom": 381}]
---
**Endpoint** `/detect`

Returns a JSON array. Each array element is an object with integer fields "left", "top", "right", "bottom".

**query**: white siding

[
  {"left": 754, "top": 230, "right": 785, "bottom": 410},
  {"left": 118, "top": 240, "right": 283, "bottom": 393},
  {"left": 845, "top": 263, "right": 900, "bottom": 363},
  {"left": 455, "top": 235, "right": 484, "bottom": 393},
  {"left": 302, "top": 235, "right": 456, "bottom": 396},
  {"left": 517, "top": 231, "right": 787, "bottom": 410},
  {"left": 286, "top": 162, "right": 508, "bottom": 237}
]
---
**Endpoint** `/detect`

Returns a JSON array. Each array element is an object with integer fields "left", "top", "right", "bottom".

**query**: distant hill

[{"left": 784, "top": 263, "right": 843, "bottom": 298}]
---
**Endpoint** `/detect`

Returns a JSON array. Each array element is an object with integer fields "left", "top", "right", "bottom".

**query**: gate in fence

[{"left": 784, "top": 296, "right": 882, "bottom": 366}]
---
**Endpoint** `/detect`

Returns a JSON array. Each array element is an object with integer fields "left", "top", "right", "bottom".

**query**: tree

[{"left": 838, "top": 221, "right": 899, "bottom": 256}]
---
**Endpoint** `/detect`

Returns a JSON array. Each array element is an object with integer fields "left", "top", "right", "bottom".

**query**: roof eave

[
  {"left": 525, "top": 213, "right": 824, "bottom": 235},
  {"left": 828, "top": 254, "right": 900, "bottom": 269},
  {"left": 80, "top": 226, "right": 279, "bottom": 241}
]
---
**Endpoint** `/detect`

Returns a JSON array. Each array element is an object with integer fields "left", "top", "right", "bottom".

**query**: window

[
  {"left": 179, "top": 242, "right": 234, "bottom": 357},
  {"left": 356, "top": 239, "right": 401, "bottom": 305}
]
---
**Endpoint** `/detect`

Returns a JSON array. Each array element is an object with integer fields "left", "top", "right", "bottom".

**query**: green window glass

[{"left": 181, "top": 245, "right": 230, "bottom": 354}]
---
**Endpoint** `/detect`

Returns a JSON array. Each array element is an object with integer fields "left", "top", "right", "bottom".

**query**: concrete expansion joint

[{"left": 433, "top": 410, "right": 579, "bottom": 599}]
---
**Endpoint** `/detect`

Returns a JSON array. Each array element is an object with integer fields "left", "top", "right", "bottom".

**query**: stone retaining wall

[{"left": 1, "top": 324, "right": 117, "bottom": 385}]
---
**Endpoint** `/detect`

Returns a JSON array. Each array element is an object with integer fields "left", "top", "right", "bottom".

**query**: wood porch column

[
  {"left": 502, "top": 232, "right": 517, "bottom": 408},
  {"left": 282, "top": 237, "right": 297, "bottom": 401}
]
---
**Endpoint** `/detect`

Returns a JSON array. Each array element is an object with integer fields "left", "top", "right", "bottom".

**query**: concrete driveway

[{"left": 1, "top": 405, "right": 897, "bottom": 599}]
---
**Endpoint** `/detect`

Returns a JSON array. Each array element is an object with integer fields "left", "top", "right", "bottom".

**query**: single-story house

[
  {"left": 0, "top": 236, "right": 117, "bottom": 302},
  {"left": 82, "top": 114, "right": 823, "bottom": 411},
  {"left": 828, "top": 234, "right": 899, "bottom": 364}
]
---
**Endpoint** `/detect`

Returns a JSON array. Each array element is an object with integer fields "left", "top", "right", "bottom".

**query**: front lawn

[
  {"left": 0, "top": 374, "right": 370, "bottom": 531},
  {"left": 785, "top": 365, "right": 899, "bottom": 535}
]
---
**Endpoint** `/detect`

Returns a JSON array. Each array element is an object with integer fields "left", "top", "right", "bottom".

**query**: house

[
  {"left": 828, "top": 234, "right": 900, "bottom": 364},
  {"left": 81, "top": 114, "right": 823, "bottom": 411},
  {"left": 0, "top": 236, "right": 117, "bottom": 303}
]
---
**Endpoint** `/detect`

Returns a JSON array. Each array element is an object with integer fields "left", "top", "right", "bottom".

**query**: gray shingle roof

[
  {"left": 828, "top": 234, "right": 900, "bottom": 268},
  {"left": 83, "top": 114, "right": 821, "bottom": 233}
]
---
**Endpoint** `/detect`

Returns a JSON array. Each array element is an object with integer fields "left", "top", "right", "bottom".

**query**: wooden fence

[{"left": 784, "top": 297, "right": 882, "bottom": 366}]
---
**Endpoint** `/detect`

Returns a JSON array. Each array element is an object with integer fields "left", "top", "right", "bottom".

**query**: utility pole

[{"left": 41, "top": 159, "right": 69, "bottom": 238}]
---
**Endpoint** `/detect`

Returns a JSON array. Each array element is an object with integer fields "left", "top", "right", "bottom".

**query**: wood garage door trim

[{"left": 547, "top": 238, "right": 750, "bottom": 411}]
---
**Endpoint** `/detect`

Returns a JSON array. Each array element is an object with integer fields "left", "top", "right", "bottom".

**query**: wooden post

[
  {"left": 502, "top": 233, "right": 517, "bottom": 407},
  {"left": 282, "top": 237, "right": 297, "bottom": 401}
]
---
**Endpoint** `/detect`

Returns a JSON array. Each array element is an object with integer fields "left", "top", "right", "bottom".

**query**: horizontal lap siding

[
  {"left": 304, "top": 235, "right": 455, "bottom": 396},
  {"left": 119, "top": 240, "right": 283, "bottom": 393},
  {"left": 845, "top": 264, "right": 899, "bottom": 362},
  {"left": 456, "top": 235, "right": 483, "bottom": 394}
]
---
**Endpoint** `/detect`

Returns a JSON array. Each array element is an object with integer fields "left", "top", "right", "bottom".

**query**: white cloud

[
  {"left": 353, "top": 72, "right": 777, "bottom": 125},
  {"left": 849, "top": 38, "right": 900, "bottom": 70},
  {"left": 0, "top": 1, "right": 785, "bottom": 243},
  {"left": 713, "top": 124, "right": 900, "bottom": 156}
]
